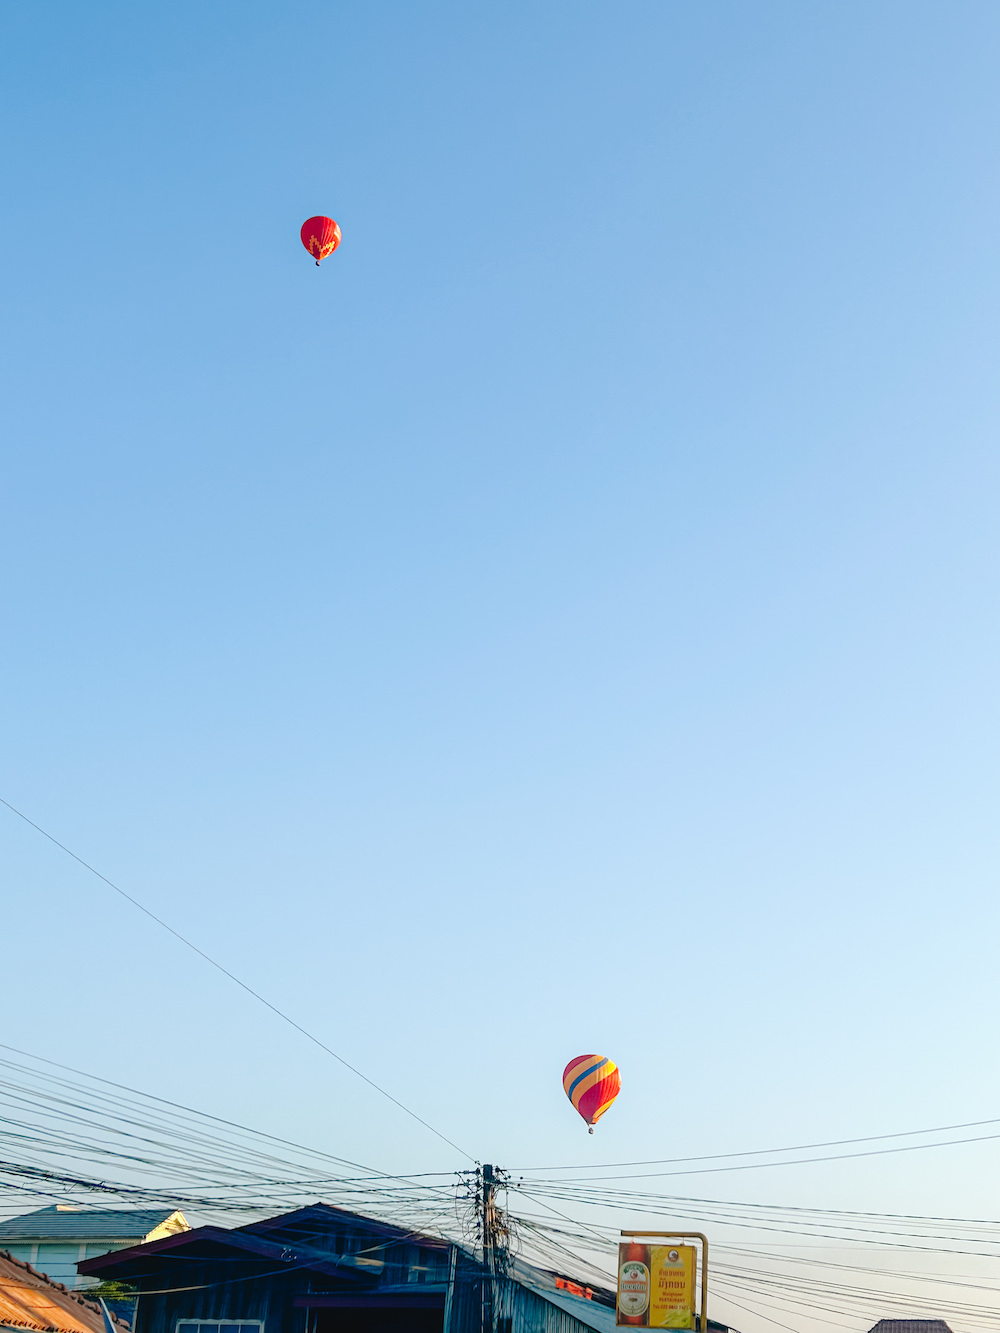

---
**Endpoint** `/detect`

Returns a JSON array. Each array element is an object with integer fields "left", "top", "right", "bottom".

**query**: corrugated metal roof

[
  {"left": 522, "top": 1280, "right": 617, "bottom": 1333},
  {"left": 0, "top": 1251, "right": 124, "bottom": 1333},
  {"left": 869, "top": 1324, "right": 953, "bottom": 1333},
  {"left": 0, "top": 1210, "right": 176, "bottom": 1243}
]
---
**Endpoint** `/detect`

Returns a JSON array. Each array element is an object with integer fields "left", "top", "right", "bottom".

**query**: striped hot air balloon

[{"left": 563, "top": 1054, "right": 620, "bottom": 1133}]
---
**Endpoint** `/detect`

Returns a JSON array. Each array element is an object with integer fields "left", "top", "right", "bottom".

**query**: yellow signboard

[
  {"left": 649, "top": 1245, "right": 696, "bottom": 1328},
  {"left": 617, "top": 1243, "right": 697, "bottom": 1328}
]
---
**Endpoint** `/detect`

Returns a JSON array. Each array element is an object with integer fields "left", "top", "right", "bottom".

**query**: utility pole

[
  {"left": 481, "top": 1164, "right": 497, "bottom": 1333},
  {"left": 474, "top": 1163, "right": 510, "bottom": 1333}
]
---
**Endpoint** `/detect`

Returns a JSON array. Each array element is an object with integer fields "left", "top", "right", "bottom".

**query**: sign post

[{"left": 616, "top": 1232, "right": 708, "bottom": 1333}]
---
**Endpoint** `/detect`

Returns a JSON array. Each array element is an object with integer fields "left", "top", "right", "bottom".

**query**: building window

[{"left": 176, "top": 1321, "right": 263, "bottom": 1333}]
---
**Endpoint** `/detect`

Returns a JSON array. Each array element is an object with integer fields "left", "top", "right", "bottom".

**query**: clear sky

[{"left": 4, "top": 4, "right": 1000, "bottom": 1330}]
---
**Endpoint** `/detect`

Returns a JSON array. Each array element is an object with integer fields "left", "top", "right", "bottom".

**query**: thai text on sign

[{"left": 617, "top": 1243, "right": 696, "bottom": 1328}]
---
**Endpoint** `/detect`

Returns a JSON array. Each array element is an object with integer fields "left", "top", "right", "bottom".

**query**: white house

[{"left": 0, "top": 1205, "right": 189, "bottom": 1289}]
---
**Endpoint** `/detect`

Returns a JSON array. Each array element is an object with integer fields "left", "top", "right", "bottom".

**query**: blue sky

[{"left": 4, "top": 3, "right": 1000, "bottom": 1324}]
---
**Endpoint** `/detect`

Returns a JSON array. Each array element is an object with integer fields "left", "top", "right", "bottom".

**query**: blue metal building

[{"left": 77, "top": 1204, "right": 717, "bottom": 1333}]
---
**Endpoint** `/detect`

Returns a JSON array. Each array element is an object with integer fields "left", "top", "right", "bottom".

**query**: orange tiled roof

[{"left": 0, "top": 1252, "right": 111, "bottom": 1333}]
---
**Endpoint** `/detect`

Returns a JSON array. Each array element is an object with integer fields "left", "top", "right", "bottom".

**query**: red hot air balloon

[
  {"left": 300, "top": 216, "right": 342, "bottom": 266},
  {"left": 563, "top": 1054, "right": 621, "bottom": 1133}
]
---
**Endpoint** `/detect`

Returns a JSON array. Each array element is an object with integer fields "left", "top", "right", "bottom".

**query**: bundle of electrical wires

[
  {"left": 0, "top": 1044, "right": 460, "bottom": 1235},
  {"left": 8, "top": 1042, "right": 1000, "bottom": 1333}
]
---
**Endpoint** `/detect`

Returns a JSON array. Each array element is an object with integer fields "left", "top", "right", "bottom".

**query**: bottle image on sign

[{"left": 618, "top": 1243, "right": 650, "bottom": 1324}]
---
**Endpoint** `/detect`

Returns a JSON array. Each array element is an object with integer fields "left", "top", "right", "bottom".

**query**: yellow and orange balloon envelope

[
  {"left": 300, "top": 215, "right": 342, "bottom": 266},
  {"left": 563, "top": 1054, "right": 620, "bottom": 1133}
]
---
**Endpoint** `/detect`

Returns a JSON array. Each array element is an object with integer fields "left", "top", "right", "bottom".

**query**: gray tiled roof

[
  {"left": 868, "top": 1323, "right": 953, "bottom": 1333},
  {"left": 0, "top": 1207, "right": 177, "bottom": 1242}
]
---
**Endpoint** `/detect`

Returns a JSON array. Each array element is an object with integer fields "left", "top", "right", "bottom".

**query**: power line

[
  {"left": 516, "top": 1115, "right": 1000, "bottom": 1175},
  {"left": 0, "top": 1043, "right": 399, "bottom": 1179},
  {"left": 518, "top": 1193, "right": 1000, "bottom": 1230},
  {"left": 0, "top": 797, "right": 470, "bottom": 1161},
  {"left": 505, "top": 1192, "right": 1000, "bottom": 1258},
  {"left": 716, "top": 1244, "right": 1000, "bottom": 1289},
  {"left": 515, "top": 1186, "right": 1000, "bottom": 1232},
  {"left": 0, "top": 1043, "right": 465, "bottom": 1238},
  {"left": 711, "top": 1283, "right": 857, "bottom": 1333},
  {"left": 514, "top": 1128, "right": 1000, "bottom": 1183}
]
